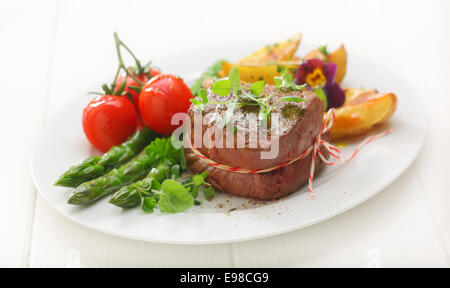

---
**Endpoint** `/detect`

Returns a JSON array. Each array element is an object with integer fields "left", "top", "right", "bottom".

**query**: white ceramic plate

[{"left": 31, "top": 42, "right": 425, "bottom": 244}]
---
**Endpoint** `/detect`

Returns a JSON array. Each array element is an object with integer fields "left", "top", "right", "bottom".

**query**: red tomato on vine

[
  {"left": 83, "top": 95, "right": 138, "bottom": 152},
  {"left": 139, "top": 74, "right": 193, "bottom": 135}
]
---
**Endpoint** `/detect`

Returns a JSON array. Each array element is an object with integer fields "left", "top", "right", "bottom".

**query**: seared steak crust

[
  {"left": 185, "top": 140, "right": 328, "bottom": 200},
  {"left": 188, "top": 85, "right": 323, "bottom": 170},
  {"left": 186, "top": 84, "right": 327, "bottom": 200}
]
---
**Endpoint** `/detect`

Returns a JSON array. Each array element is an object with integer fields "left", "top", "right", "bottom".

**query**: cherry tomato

[
  {"left": 83, "top": 95, "right": 138, "bottom": 152},
  {"left": 149, "top": 68, "right": 161, "bottom": 78},
  {"left": 139, "top": 74, "right": 193, "bottom": 135},
  {"left": 115, "top": 69, "right": 161, "bottom": 128},
  {"left": 115, "top": 68, "right": 161, "bottom": 111}
]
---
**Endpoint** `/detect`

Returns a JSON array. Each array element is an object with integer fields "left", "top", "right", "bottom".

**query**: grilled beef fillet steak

[
  {"left": 186, "top": 144, "right": 328, "bottom": 200},
  {"left": 187, "top": 85, "right": 323, "bottom": 170},
  {"left": 185, "top": 84, "right": 328, "bottom": 200}
]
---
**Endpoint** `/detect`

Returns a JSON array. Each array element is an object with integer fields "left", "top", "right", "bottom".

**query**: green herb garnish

[
  {"left": 153, "top": 180, "right": 194, "bottom": 213},
  {"left": 141, "top": 197, "right": 157, "bottom": 214},
  {"left": 190, "top": 88, "right": 210, "bottom": 110},
  {"left": 278, "top": 96, "right": 306, "bottom": 102},
  {"left": 202, "top": 187, "right": 215, "bottom": 201},
  {"left": 191, "top": 66, "right": 307, "bottom": 127},
  {"left": 190, "top": 59, "right": 226, "bottom": 96},
  {"left": 274, "top": 67, "right": 307, "bottom": 92},
  {"left": 318, "top": 44, "right": 329, "bottom": 56},
  {"left": 211, "top": 79, "right": 232, "bottom": 96},
  {"left": 181, "top": 171, "right": 214, "bottom": 202},
  {"left": 313, "top": 87, "right": 328, "bottom": 111},
  {"left": 250, "top": 81, "right": 266, "bottom": 96}
]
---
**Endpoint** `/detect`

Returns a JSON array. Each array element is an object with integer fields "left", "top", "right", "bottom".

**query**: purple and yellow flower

[{"left": 295, "top": 58, "right": 345, "bottom": 110}]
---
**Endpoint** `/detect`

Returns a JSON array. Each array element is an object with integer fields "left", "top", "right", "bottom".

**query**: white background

[{"left": 0, "top": 0, "right": 449, "bottom": 267}]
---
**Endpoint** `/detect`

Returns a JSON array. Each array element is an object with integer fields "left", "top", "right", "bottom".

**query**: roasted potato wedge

[
  {"left": 222, "top": 61, "right": 299, "bottom": 84},
  {"left": 304, "top": 45, "right": 347, "bottom": 84},
  {"left": 304, "top": 49, "right": 327, "bottom": 61},
  {"left": 239, "top": 33, "right": 302, "bottom": 65},
  {"left": 329, "top": 88, "right": 397, "bottom": 139},
  {"left": 327, "top": 45, "right": 347, "bottom": 84},
  {"left": 218, "top": 33, "right": 303, "bottom": 80}
]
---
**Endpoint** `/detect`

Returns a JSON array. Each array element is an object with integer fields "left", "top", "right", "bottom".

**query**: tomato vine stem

[{"left": 113, "top": 32, "right": 145, "bottom": 86}]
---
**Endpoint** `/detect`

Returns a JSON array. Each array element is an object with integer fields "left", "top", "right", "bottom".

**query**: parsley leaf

[
  {"left": 228, "top": 67, "right": 241, "bottom": 95},
  {"left": 157, "top": 179, "right": 194, "bottom": 213},
  {"left": 141, "top": 197, "right": 157, "bottom": 214},
  {"left": 193, "top": 174, "right": 205, "bottom": 186},
  {"left": 202, "top": 187, "right": 215, "bottom": 201},
  {"left": 211, "top": 79, "right": 231, "bottom": 96},
  {"left": 190, "top": 98, "right": 203, "bottom": 110},
  {"left": 145, "top": 138, "right": 184, "bottom": 166},
  {"left": 274, "top": 67, "right": 306, "bottom": 92},
  {"left": 313, "top": 88, "right": 328, "bottom": 111},
  {"left": 191, "top": 186, "right": 199, "bottom": 199},
  {"left": 250, "top": 81, "right": 266, "bottom": 96},
  {"left": 198, "top": 88, "right": 209, "bottom": 104},
  {"left": 182, "top": 171, "right": 213, "bottom": 201},
  {"left": 279, "top": 96, "right": 306, "bottom": 103},
  {"left": 190, "top": 88, "right": 209, "bottom": 110},
  {"left": 318, "top": 44, "right": 329, "bottom": 56}
]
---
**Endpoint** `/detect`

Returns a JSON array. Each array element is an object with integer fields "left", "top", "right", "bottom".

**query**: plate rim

[{"left": 30, "top": 42, "right": 427, "bottom": 245}]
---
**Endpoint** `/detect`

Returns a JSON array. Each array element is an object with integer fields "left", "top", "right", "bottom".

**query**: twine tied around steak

[{"left": 187, "top": 108, "right": 392, "bottom": 198}]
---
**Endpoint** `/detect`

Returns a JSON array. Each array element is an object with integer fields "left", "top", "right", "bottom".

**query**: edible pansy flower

[{"left": 295, "top": 58, "right": 345, "bottom": 110}]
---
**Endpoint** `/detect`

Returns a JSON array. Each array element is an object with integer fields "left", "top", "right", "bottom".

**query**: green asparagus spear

[
  {"left": 67, "top": 137, "right": 183, "bottom": 205},
  {"left": 190, "top": 59, "right": 226, "bottom": 96},
  {"left": 110, "top": 165, "right": 213, "bottom": 213},
  {"left": 109, "top": 162, "right": 167, "bottom": 208},
  {"left": 55, "top": 127, "right": 157, "bottom": 187},
  {"left": 54, "top": 156, "right": 104, "bottom": 187}
]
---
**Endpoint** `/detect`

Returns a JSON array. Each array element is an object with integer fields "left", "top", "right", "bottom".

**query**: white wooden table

[{"left": 1, "top": 0, "right": 449, "bottom": 268}]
